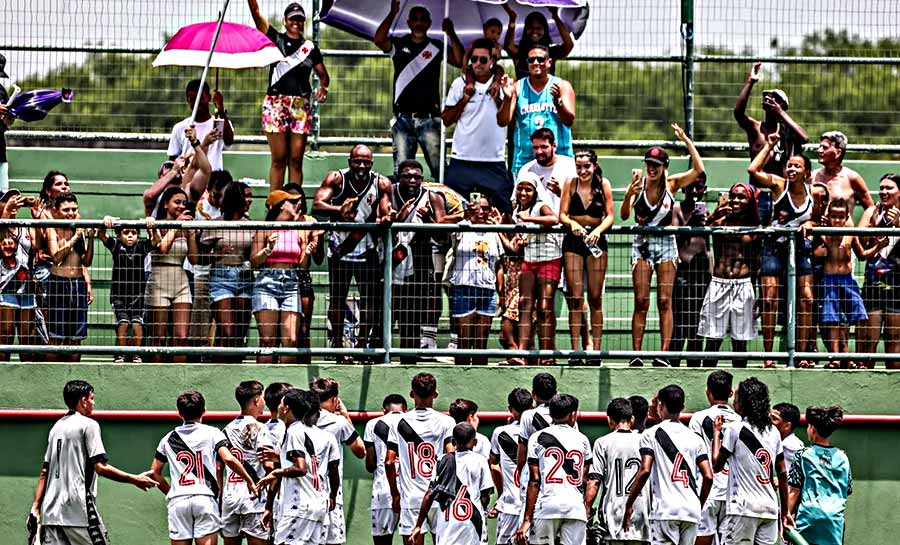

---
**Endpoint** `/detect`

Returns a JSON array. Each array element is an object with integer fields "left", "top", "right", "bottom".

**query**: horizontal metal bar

[{"left": 693, "top": 54, "right": 900, "bottom": 65}]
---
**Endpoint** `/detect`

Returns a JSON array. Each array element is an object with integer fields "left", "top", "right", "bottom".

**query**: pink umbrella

[{"left": 152, "top": 21, "right": 284, "bottom": 69}]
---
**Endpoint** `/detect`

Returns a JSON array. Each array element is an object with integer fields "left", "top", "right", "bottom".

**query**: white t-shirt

[
  {"left": 278, "top": 422, "right": 339, "bottom": 523},
  {"left": 473, "top": 432, "right": 491, "bottom": 460},
  {"left": 526, "top": 424, "right": 592, "bottom": 521},
  {"left": 155, "top": 422, "right": 229, "bottom": 500},
  {"left": 167, "top": 116, "right": 231, "bottom": 171},
  {"left": 448, "top": 231, "right": 503, "bottom": 289},
  {"left": 590, "top": 430, "right": 650, "bottom": 542},
  {"left": 315, "top": 410, "right": 359, "bottom": 506},
  {"left": 721, "top": 421, "right": 783, "bottom": 519},
  {"left": 782, "top": 432, "right": 804, "bottom": 473},
  {"left": 222, "top": 416, "right": 275, "bottom": 515},
  {"left": 430, "top": 450, "right": 493, "bottom": 545},
  {"left": 363, "top": 411, "right": 404, "bottom": 510},
  {"left": 490, "top": 422, "right": 526, "bottom": 515},
  {"left": 387, "top": 407, "right": 456, "bottom": 508},
  {"left": 639, "top": 419, "right": 709, "bottom": 523},
  {"left": 445, "top": 76, "right": 506, "bottom": 162},
  {"left": 689, "top": 404, "right": 742, "bottom": 501},
  {"left": 516, "top": 155, "right": 577, "bottom": 213}
]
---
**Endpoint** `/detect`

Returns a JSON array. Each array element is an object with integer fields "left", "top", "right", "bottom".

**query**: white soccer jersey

[
  {"left": 590, "top": 430, "right": 650, "bottom": 542},
  {"left": 363, "top": 411, "right": 404, "bottom": 510},
  {"left": 518, "top": 404, "right": 552, "bottom": 447},
  {"left": 490, "top": 423, "right": 526, "bottom": 515},
  {"left": 316, "top": 410, "right": 359, "bottom": 506},
  {"left": 639, "top": 419, "right": 709, "bottom": 523},
  {"left": 689, "top": 404, "right": 741, "bottom": 501},
  {"left": 222, "top": 415, "right": 275, "bottom": 515},
  {"left": 278, "top": 422, "right": 339, "bottom": 523},
  {"left": 526, "top": 424, "right": 592, "bottom": 522},
  {"left": 473, "top": 432, "right": 491, "bottom": 459},
  {"left": 266, "top": 418, "right": 286, "bottom": 448},
  {"left": 387, "top": 408, "right": 456, "bottom": 508},
  {"left": 721, "top": 420, "right": 783, "bottom": 519},
  {"left": 782, "top": 432, "right": 804, "bottom": 472},
  {"left": 430, "top": 450, "right": 494, "bottom": 545},
  {"left": 155, "top": 422, "right": 229, "bottom": 500}
]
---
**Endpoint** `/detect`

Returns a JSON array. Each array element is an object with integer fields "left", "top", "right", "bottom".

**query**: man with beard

[
  {"left": 313, "top": 145, "right": 393, "bottom": 362},
  {"left": 514, "top": 128, "right": 575, "bottom": 214},
  {"left": 812, "top": 130, "right": 874, "bottom": 215}
]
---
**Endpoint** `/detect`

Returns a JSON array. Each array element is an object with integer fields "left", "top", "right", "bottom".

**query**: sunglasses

[
  {"left": 527, "top": 56, "right": 547, "bottom": 64},
  {"left": 469, "top": 55, "right": 491, "bottom": 65},
  {"left": 288, "top": 16, "right": 305, "bottom": 22}
]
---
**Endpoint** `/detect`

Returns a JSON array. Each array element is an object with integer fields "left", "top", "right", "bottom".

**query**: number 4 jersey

[
  {"left": 429, "top": 450, "right": 494, "bottom": 545},
  {"left": 155, "top": 422, "right": 230, "bottom": 499},
  {"left": 639, "top": 419, "right": 709, "bottom": 523},
  {"left": 590, "top": 430, "right": 650, "bottom": 541},
  {"left": 387, "top": 407, "right": 456, "bottom": 509},
  {"left": 721, "top": 421, "right": 783, "bottom": 519},
  {"left": 526, "top": 423, "right": 592, "bottom": 522}
]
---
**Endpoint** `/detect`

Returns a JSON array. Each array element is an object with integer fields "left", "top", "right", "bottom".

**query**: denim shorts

[
  {"left": 112, "top": 296, "right": 145, "bottom": 324},
  {"left": 449, "top": 285, "right": 498, "bottom": 318},
  {"left": 46, "top": 274, "right": 88, "bottom": 341},
  {"left": 0, "top": 292, "right": 36, "bottom": 309},
  {"left": 761, "top": 239, "right": 813, "bottom": 277},
  {"left": 252, "top": 268, "right": 300, "bottom": 313},
  {"left": 209, "top": 265, "right": 254, "bottom": 303},
  {"left": 631, "top": 234, "right": 678, "bottom": 267}
]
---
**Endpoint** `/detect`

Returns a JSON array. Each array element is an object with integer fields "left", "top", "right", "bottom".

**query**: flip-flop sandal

[
  {"left": 825, "top": 360, "right": 841, "bottom": 369},
  {"left": 539, "top": 358, "right": 556, "bottom": 366},
  {"left": 800, "top": 360, "right": 817, "bottom": 369},
  {"left": 507, "top": 357, "right": 526, "bottom": 366},
  {"left": 763, "top": 360, "right": 778, "bottom": 368}
]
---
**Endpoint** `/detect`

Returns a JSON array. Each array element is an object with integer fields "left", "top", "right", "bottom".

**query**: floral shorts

[
  {"left": 262, "top": 94, "right": 312, "bottom": 134},
  {"left": 502, "top": 258, "right": 521, "bottom": 322}
]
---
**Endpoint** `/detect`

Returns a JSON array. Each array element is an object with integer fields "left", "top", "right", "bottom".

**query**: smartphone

[
  {"left": 184, "top": 201, "right": 197, "bottom": 215},
  {"left": 469, "top": 192, "right": 482, "bottom": 205},
  {"left": 22, "top": 196, "right": 38, "bottom": 206},
  {"left": 212, "top": 117, "right": 224, "bottom": 134},
  {"left": 717, "top": 191, "right": 729, "bottom": 208}
]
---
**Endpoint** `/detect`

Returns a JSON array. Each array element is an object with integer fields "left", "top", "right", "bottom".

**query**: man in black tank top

[{"left": 313, "top": 146, "right": 393, "bottom": 362}]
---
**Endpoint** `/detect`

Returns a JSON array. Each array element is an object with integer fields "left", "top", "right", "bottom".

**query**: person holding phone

[{"left": 166, "top": 79, "right": 233, "bottom": 171}]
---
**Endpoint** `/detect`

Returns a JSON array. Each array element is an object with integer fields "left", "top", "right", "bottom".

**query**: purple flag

[{"left": 8, "top": 89, "right": 74, "bottom": 123}]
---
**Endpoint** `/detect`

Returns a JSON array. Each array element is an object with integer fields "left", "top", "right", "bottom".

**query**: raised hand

[
  {"left": 766, "top": 130, "right": 780, "bottom": 147},
  {"left": 500, "top": 75, "right": 516, "bottom": 96},
  {"left": 672, "top": 122, "right": 688, "bottom": 142},
  {"left": 749, "top": 62, "right": 762, "bottom": 82}
]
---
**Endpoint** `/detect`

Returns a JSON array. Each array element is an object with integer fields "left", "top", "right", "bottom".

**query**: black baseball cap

[
  {"left": 284, "top": 3, "right": 306, "bottom": 19},
  {"left": 643, "top": 146, "right": 669, "bottom": 166},
  {"left": 0, "top": 54, "right": 8, "bottom": 79},
  {"left": 0, "top": 188, "right": 21, "bottom": 201}
]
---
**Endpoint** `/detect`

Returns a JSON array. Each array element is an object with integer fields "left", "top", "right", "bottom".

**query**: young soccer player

[
  {"left": 309, "top": 377, "right": 366, "bottom": 545},
  {"left": 628, "top": 396, "right": 649, "bottom": 433},
  {"left": 221, "top": 381, "right": 275, "bottom": 545},
  {"left": 689, "top": 370, "right": 741, "bottom": 545},
  {"left": 409, "top": 423, "right": 494, "bottom": 545},
  {"left": 515, "top": 373, "right": 558, "bottom": 487},
  {"left": 624, "top": 385, "right": 714, "bottom": 545},
  {"left": 516, "top": 394, "right": 592, "bottom": 545},
  {"left": 384, "top": 373, "right": 456, "bottom": 545},
  {"left": 488, "top": 388, "right": 534, "bottom": 545},
  {"left": 585, "top": 397, "right": 651, "bottom": 544},
  {"left": 363, "top": 394, "right": 408, "bottom": 545},
  {"left": 449, "top": 398, "right": 491, "bottom": 458},
  {"left": 786, "top": 406, "right": 852, "bottom": 545},
  {"left": 772, "top": 402, "right": 805, "bottom": 471},
  {"left": 263, "top": 382, "right": 293, "bottom": 446},
  {"left": 30, "top": 380, "right": 157, "bottom": 545},
  {"left": 256, "top": 388, "right": 340, "bottom": 545},
  {"left": 149, "top": 390, "right": 256, "bottom": 545},
  {"left": 711, "top": 378, "right": 788, "bottom": 545}
]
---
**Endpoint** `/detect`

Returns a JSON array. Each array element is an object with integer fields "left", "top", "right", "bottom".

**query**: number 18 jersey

[
  {"left": 526, "top": 423, "right": 592, "bottom": 522},
  {"left": 387, "top": 408, "right": 456, "bottom": 508},
  {"left": 639, "top": 420, "right": 709, "bottom": 523},
  {"left": 590, "top": 430, "right": 650, "bottom": 541}
]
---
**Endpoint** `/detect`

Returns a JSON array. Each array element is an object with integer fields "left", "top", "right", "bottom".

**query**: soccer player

[
  {"left": 30, "top": 380, "right": 157, "bottom": 545},
  {"left": 711, "top": 378, "right": 787, "bottom": 545},
  {"left": 515, "top": 373, "right": 558, "bottom": 487},
  {"left": 149, "top": 390, "right": 256, "bottom": 545},
  {"left": 309, "top": 377, "right": 366, "bottom": 545},
  {"left": 516, "top": 394, "right": 592, "bottom": 545},
  {"left": 221, "top": 381, "right": 276, "bottom": 545},
  {"left": 628, "top": 396, "right": 649, "bottom": 433},
  {"left": 256, "top": 388, "right": 340, "bottom": 545},
  {"left": 384, "top": 373, "right": 456, "bottom": 545},
  {"left": 264, "top": 382, "right": 293, "bottom": 446},
  {"left": 624, "top": 385, "right": 714, "bottom": 545},
  {"left": 363, "top": 394, "right": 408, "bottom": 545},
  {"left": 771, "top": 402, "right": 805, "bottom": 471},
  {"left": 488, "top": 388, "right": 534, "bottom": 545},
  {"left": 586, "top": 398, "right": 650, "bottom": 544},
  {"left": 449, "top": 398, "right": 491, "bottom": 458},
  {"left": 409, "top": 423, "right": 494, "bottom": 545},
  {"left": 689, "top": 371, "right": 741, "bottom": 545},
  {"left": 786, "top": 406, "right": 852, "bottom": 545}
]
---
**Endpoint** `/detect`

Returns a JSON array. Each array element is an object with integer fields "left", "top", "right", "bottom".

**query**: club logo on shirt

[{"left": 421, "top": 50, "right": 433, "bottom": 60}]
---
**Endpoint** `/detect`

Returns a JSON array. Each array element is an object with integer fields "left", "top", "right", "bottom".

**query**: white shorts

[
  {"left": 496, "top": 512, "right": 520, "bottom": 545},
  {"left": 698, "top": 499, "right": 727, "bottom": 538},
  {"left": 650, "top": 520, "right": 697, "bottom": 545},
  {"left": 698, "top": 277, "right": 757, "bottom": 341},
  {"left": 531, "top": 518, "right": 587, "bottom": 545},
  {"left": 274, "top": 516, "right": 325, "bottom": 545},
  {"left": 323, "top": 505, "right": 346, "bottom": 544},
  {"left": 371, "top": 508, "right": 400, "bottom": 537},
  {"left": 167, "top": 494, "right": 222, "bottom": 540},
  {"left": 221, "top": 511, "right": 267, "bottom": 540},
  {"left": 41, "top": 524, "right": 109, "bottom": 545},
  {"left": 721, "top": 515, "right": 778, "bottom": 545},
  {"left": 399, "top": 506, "right": 439, "bottom": 536}
]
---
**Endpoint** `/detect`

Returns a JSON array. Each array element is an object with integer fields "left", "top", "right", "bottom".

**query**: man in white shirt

[
  {"left": 167, "top": 79, "right": 234, "bottom": 171},
  {"left": 363, "top": 394, "right": 408, "bottom": 545},
  {"left": 516, "top": 127, "right": 577, "bottom": 214},
  {"left": 449, "top": 398, "right": 491, "bottom": 459}
]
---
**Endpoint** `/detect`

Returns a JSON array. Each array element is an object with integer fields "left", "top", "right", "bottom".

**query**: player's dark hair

[
  {"left": 482, "top": 18, "right": 502, "bottom": 31},
  {"left": 508, "top": 388, "right": 534, "bottom": 414},
  {"left": 532, "top": 372, "right": 557, "bottom": 402},
  {"left": 774, "top": 402, "right": 802, "bottom": 431},
  {"left": 40, "top": 170, "right": 69, "bottom": 204},
  {"left": 63, "top": 380, "right": 94, "bottom": 409},
  {"left": 657, "top": 385, "right": 685, "bottom": 415},
  {"left": 221, "top": 181, "right": 250, "bottom": 219},
  {"left": 398, "top": 159, "right": 424, "bottom": 175},
  {"left": 282, "top": 388, "right": 308, "bottom": 420},
  {"left": 264, "top": 382, "right": 293, "bottom": 413},
  {"left": 449, "top": 399, "right": 478, "bottom": 423},
  {"left": 530, "top": 127, "right": 556, "bottom": 145},
  {"left": 300, "top": 390, "right": 322, "bottom": 424},
  {"left": 629, "top": 396, "right": 649, "bottom": 431},
  {"left": 453, "top": 422, "right": 477, "bottom": 449},
  {"left": 185, "top": 78, "right": 211, "bottom": 96},
  {"left": 411, "top": 372, "right": 437, "bottom": 398},
  {"left": 736, "top": 378, "right": 771, "bottom": 432},
  {"left": 382, "top": 394, "right": 408, "bottom": 411},
  {"left": 54, "top": 192, "right": 78, "bottom": 210},
  {"left": 310, "top": 377, "right": 340, "bottom": 403},
  {"left": 235, "top": 380, "right": 264, "bottom": 409},
  {"left": 806, "top": 405, "right": 844, "bottom": 438},
  {"left": 707, "top": 371, "right": 733, "bottom": 402},
  {"left": 549, "top": 394, "right": 579, "bottom": 420},
  {"left": 607, "top": 398, "right": 633, "bottom": 424},
  {"left": 209, "top": 170, "right": 234, "bottom": 192},
  {"left": 176, "top": 390, "right": 206, "bottom": 421}
]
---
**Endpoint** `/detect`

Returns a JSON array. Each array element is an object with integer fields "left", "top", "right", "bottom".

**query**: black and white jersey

[
  {"left": 589, "top": 430, "right": 650, "bottom": 542},
  {"left": 278, "top": 422, "right": 339, "bottom": 523},
  {"left": 222, "top": 416, "right": 275, "bottom": 514},
  {"left": 266, "top": 418, "right": 286, "bottom": 448},
  {"left": 387, "top": 408, "right": 456, "bottom": 508},
  {"left": 639, "top": 420, "right": 709, "bottom": 523},
  {"left": 430, "top": 450, "right": 493, "bottom": 545},
  {"left": 721, "top": 420, "right": 783, "bottom": 519},
  {"left": 490, "top": 423, "right": 526, "bottom": 516},
  {"left": 155, "top": 422, "right": 229, "bottom": 499},
  {"left": 526, "top": 424, "right": 592, "bottom": 522},
  {"left": 363, "top": 411, "right": 404, "bottom": 510},
  {"left": 473, "top": 432, "right": 491, "bottom": 460},
  {"left": 518, "top": 404, "right": 552, "bottom": 447},
  {"left": 689, "top": 404, "right": 741, "bottom": 501},
  {"left": 316, "top": 410, "right": 360, "bottom": 506}
]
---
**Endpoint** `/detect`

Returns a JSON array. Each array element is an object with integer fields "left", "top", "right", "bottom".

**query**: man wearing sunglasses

[
  {"left": 498, "top": 44, "right": 575, "bottom": 174},
  {"left": 374, "top": 1, "right": 464, "bottom": 181}
]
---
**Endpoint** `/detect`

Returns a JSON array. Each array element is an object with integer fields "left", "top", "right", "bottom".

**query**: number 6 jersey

[
  {"left": 387, "top": 407, "right": 456, "bottom": 508},
  {"left": 526, "top": 423, "right": 592, "bottom": 522},
  {"left": 638, "top": 419, "right": 709, "bottom": 523}
]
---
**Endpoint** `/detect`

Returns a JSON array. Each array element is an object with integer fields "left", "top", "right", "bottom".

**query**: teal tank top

[{"left": 512, "top": 75, "right": 573, "bottom": 173}]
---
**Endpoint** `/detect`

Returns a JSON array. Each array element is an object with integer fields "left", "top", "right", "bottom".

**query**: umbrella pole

[
  {"left": 191, "top": 0, "right": 232, "bottom": 124},
  {"left": 438, "top": 0, "right": 448, "bottom": 185}
]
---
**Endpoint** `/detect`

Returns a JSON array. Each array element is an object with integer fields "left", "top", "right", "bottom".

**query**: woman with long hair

[
  {"left": 503, "top": 8, "right": 574, "bottom": 80},
  {"left": 0, "top": 190, "right": 42, "bottom": 361},
  {"left": 559, "top": 149, "right": 614, "bottom": 364}
]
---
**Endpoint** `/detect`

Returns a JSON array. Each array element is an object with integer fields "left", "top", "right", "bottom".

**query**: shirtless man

[{"left": 813, "top": 130, "right": 874, "bottom": 216}]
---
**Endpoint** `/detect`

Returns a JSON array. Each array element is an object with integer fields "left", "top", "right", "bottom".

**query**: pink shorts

[
  {"left": 262, "top": 94, "right": 312, "bottom": 134},
  {"left": 521, "top": 258, "right": 562, "bottom": 282}
]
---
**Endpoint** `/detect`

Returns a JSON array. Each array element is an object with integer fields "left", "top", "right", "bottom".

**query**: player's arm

[
  {"left": 785, "top": 485, "right": 800, "bottom": 528},
  {"left": 364, "top": 441, "right": 378, "bottom": 474},
  {"left": 327, "top": 459, "right": 340, "bottom": 510},
  {"left": 149, "top": 457, "right": 171, "bottom": 495},
  {"left": 623, "top": 454, "right": 653, "bottom": 532},
  {"left": 775, "top": 456, "right": 789, "bottom": 522},
  {"left": 409, "top": 486, "right": 437, "bottom": 544},
  {"left": 335, "top": 401, "right": 367, "bottom": 459},
  {"left": 384, "top": 447, "right": 401, "bottom": 513},
  {"left": 515, "top": 463, "right": 541, "bottom": 543},
  {"left": 30, "top": 464, "right": 48, "bottom": 517},
  {"left": 95, "top": 460, "right": 157, "bottom": 490},
  {"left": 710, "top": 416, "right": 731, "bottom": 472},
  {"left": 488, "top": 453, "right": 504, "bottom": 499},
  {"left": 514, "top": 440, "right": 528, "bottom": 488},
  {"left": 697, "top": 456, "right": 714, "bottom": 507},
  {"left": 584, "top": 456, "right": 603, "bottom": 513}
]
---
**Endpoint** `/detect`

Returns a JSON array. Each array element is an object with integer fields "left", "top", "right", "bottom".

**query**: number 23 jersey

[{"left": 526, "top": 423, "right": 592, "bottom": 521}]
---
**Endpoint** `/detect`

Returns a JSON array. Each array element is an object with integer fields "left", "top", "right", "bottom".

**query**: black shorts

[
  {"left": 297, "top": 269, "right": 314, "bottom": 298},
  {"left": 112, "top": 295, "right": 145, "bottom": 324},
  {"left": 562, "top": 233, "right": 608, "bottom": 257},
  {"left": 46, "top": 274, "right": 88, "bottom": 341}
]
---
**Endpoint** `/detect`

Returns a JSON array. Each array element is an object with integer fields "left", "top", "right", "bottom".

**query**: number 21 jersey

[
  {"left": 387, "top": 408, "right": 456, "bottom": 508},
  {"left": 155, "top": 422, "right": 229, "bottom": 499}
]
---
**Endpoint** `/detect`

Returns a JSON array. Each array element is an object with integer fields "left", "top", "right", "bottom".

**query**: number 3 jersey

[
  {"left": 589, "top": 430, "right": 650, "bottom": 542},
  {"left": 429, "top": 450, "right": 494, "bottom": 545},
  {"left": 222, "top": 416, "right": 275, "bottom": 515},
  {"left": 639, "top": 419, "right": 709, "bottom": 523},
  {"left": 155, "top": 422, "right": 230, "bottom": 500},
  {"left": 721, "top": 420, "right": 783, "bottom": 519},
  {"left": 526, "top": 423, "right": 592, "bottom": 522},
  {"left": 387, "top": 407, "right": 456, "bottom": 508},
  {"left": 279, "top": 421, "right": 340, "bottom": 522}
]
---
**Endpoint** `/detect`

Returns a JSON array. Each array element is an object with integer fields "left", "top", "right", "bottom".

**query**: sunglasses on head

[
  {"left": 469, "top": 55, "right": 491, "bottom": 65},
  {"left": 527, "top": 55, "right": 547, "bottom": 64}
]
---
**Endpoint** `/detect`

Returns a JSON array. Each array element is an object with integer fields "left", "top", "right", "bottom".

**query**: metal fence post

[
  {"left": 786, "top": 231, "right": 798, "bottom": 368},
  {"left": 310, "top": 0, "right": 321, "bottom": 150},
  {"left": 681, "top": 0, "right": 695, "bottom": 137},
  {"left": 382, "top": 224, "right": 393, "bottom": 364}
]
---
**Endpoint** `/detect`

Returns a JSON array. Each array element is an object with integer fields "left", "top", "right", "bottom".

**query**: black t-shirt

[
  {"left": 0, "top": 85, "right": 8, "bottom": 163},
  {"left": 104, "top": 238, "right": 154, "bottom": 300},
  {"left": 266, "top": 28, "right": 324, "bottom": 97},
  {"left": 390, "top": 35, "right": 444, "bottom": 116}
]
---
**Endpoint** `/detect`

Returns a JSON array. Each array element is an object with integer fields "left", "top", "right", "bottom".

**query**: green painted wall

[{"left": 1, "top": 364, "right": 898, "bottom": 544}]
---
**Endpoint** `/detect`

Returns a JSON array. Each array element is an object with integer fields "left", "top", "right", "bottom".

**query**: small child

[
  {"left": 98, "top": 215, "right": 157, "bottom": 363},
  {"left": 463, "top": 18, "right": 505, "bottom": 94},
  {"left": 786, "top": 406, "right": 851, "bottom": 545}
]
